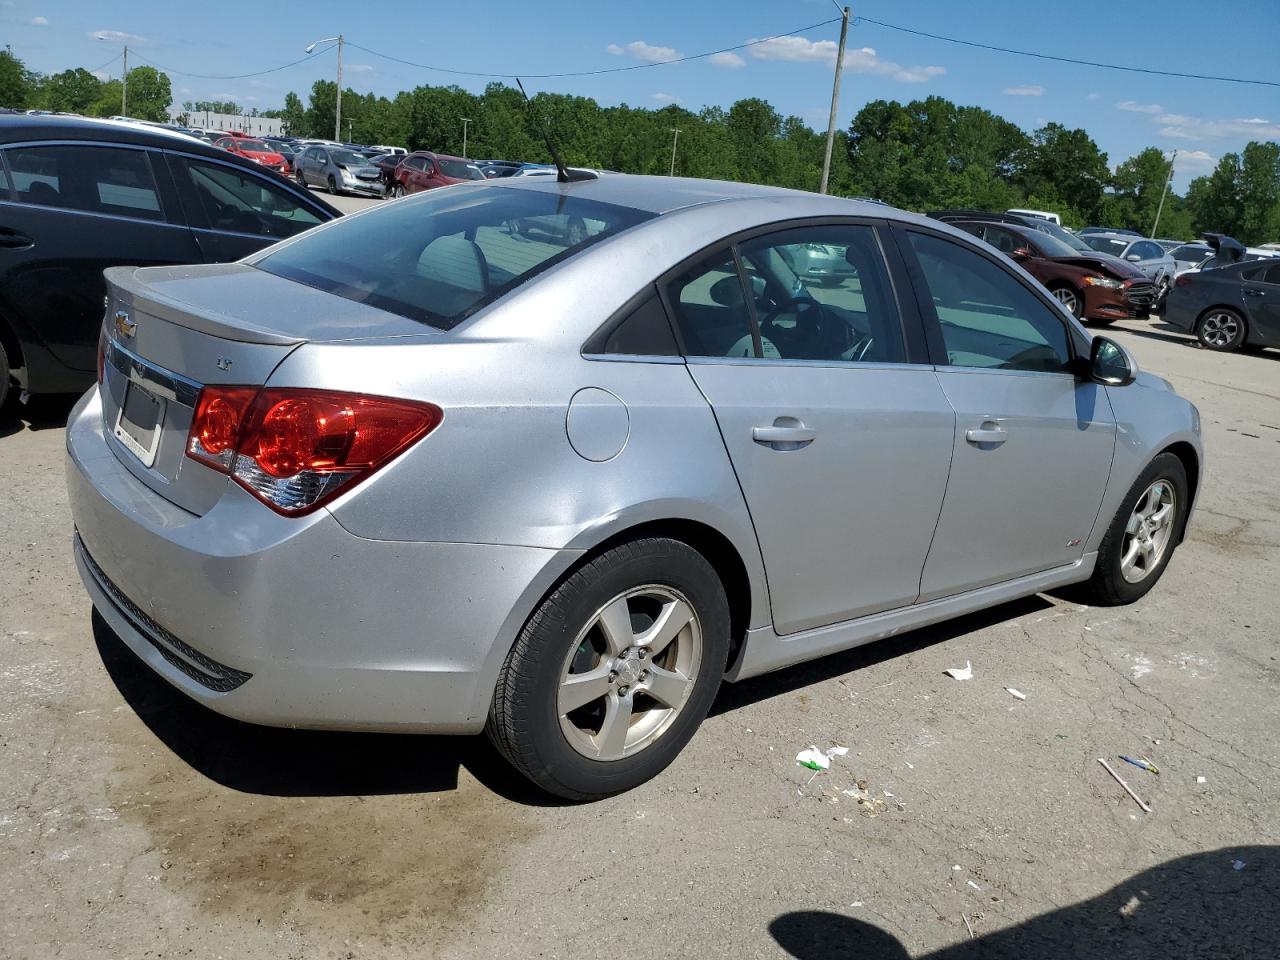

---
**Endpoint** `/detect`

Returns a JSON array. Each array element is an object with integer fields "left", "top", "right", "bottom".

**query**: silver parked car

[
  {"left": 1081, "top": 233, "right": 1178, "bottom": 302},
  {"left": 294, "top": 144, "right": 385, "bottom": 197},
  {"left": 67, "top": 177, "right": 1202, "bottom": 799}
]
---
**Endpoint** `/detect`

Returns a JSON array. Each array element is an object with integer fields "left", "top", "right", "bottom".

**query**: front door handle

[
  {"left": 753, "top": 418, "right": 815, "bottom": 449},
  {"left": 1244, "top": 288, "right": 1264, "bottom": 297},
  {"left": 965, "top": 422, "right": 1008, "bottom": 446},
  {"left": 0, "top": 228, "right": 34, "bottom": 250}
]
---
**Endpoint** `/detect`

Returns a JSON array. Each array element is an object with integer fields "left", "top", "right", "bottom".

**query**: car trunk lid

[{"left": 99, "top": 264, "right": 443, "bottom": 515}]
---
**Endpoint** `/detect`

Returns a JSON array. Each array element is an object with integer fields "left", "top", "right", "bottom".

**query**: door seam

[{"left": 915, "top": 366, "right": 958, "bottom": 603}]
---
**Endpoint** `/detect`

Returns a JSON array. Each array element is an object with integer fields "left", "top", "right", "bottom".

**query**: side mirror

[
  {"left": 1011, "top": 247, "right": 1033, "bottom": 261},
  {"left": 1126, "top": 253, "right": 1142, "bottom": 262},
  {"left": 1088, "top": 336, "right": 1137, "bottom": 386}
]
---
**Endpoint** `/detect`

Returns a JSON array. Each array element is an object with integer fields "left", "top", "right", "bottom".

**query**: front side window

[
  {"left": 254, "top": 186, "right": 652, "bottom": 330},
  {"left": 439, "top": 158, "right": 484, "bottom": 180},
  {"left": 980, "top": 226, "right": 1022, "bottom": 255},
  {"left": 178, "top": 157, "right": 323, "bottom": 238},
  {"left": 4, "top": 144, "right": 163, "bottom": 221},
  {"left": 907, "top": 231, "right": 1071, "bottom": 373}
]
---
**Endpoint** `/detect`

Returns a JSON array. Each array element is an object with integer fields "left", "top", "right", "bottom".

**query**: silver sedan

[{"left": 67, "top": 175, "right": 1202, "bottom": 799}]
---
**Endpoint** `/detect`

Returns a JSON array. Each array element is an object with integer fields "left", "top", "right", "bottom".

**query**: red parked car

[
  {"left": 389, "top": 151, "right": 484, "bottom": 197},
  {"left": 213, "top": 137, "right": 289, "bottom": 175},
  {"left": 948, "top": 220, "right": 1155, "bottom": 323}
]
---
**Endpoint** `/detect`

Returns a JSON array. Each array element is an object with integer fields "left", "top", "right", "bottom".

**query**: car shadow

[
  {"left": 91, "top": 611, "right": 565, "bottom": 806},
  {"left": 0, "top": 392, "right": 79, "bottom": 438},
  {"left": 769, "top": 845, "right": 1279, "bottom": 959},
  {"left": 710, "top": 595, "right": 1053, "bottom": 717}
]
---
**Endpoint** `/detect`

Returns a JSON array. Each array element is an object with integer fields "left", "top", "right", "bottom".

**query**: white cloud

[
  {"left": 607, "top": 40, "right": 678, "bottom": 63},
  {"left": 1003, "top": 85, "right": 1044, "bottom": 96},
  {"left": 748, "top": 36, "right": 944, "bottom": 83},
  {"left": 1177, "top": 149, "right": 1217, "bottom": 168},
  {"left": 31, "top": 15, "right": 48, "bottom": 26},
  {"left": 346, "top": 63, "right": 373, "bottom": 73},
  {"left": 1087, "top": 92, "right": 1101, "bottom": 101},
  {"left": 1116, "top": 100, "right": 1162, "bottom": 114},
  {"left": 709, "top": 51, "right": 745, "bottom": 69},
  {"left": 652, "top": 92, "right": 680, "bottom": 104},
  {"left": 90, "top": 29, "right": 144, "bottom": 43},
  {"left": 90, "top": 70, "right": 110, "bottom": 81},
  {"left": 1118, "top": 101, "right": 1280, "bottom": 140}
]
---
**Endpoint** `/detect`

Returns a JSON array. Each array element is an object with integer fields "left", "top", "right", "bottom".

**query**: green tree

[
  {"left": 42, "top": 67, "right": 102, "bottom": 114},
  {"left": 279, "top": 91, "right": 307, "bottom": 136},
  {"left": 1238, "top": 141, "right": 1280, "bottom": 244},
  {"left": 1016, "top": 123, "right": 1109, "bottom": 221},
  {"left": 122, "top": 66, "right": 170, "bottom": 121},
  {"left": 1187, "top": 153, "right": 1244, "bottom": 238},
  {"left": 1105, "top": 147, "right": 1174, "bottom": 233},
  {"left": 0, "top": 47, "right": 32, "bottom": 109}
]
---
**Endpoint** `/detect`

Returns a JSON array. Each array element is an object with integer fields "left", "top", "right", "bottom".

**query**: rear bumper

[{"left": 65, "top": 389, "right": 569, "bottom": 733}]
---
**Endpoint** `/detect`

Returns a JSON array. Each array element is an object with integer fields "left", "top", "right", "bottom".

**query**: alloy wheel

[
  {"left": 1199, "top": 311, "right": 1240, "bottom": 349},
  {"left": 557, "top": 585, "right": 702, "bottom": 761},
  {"left": 1120, "top": 480, "right": 1176, "bottom": 583},
  {"left": 1053, "top": 287, "right": 1080, "bottom": 316}
]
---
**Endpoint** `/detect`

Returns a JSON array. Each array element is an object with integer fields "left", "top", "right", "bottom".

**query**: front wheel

[
  {"left": 487, "top": 538, "right": 730, "bottom": 801},
  {"left": 0, "top": 340, "right": 11, "bottom": 413},
  {"left": 390, "top": 182, "right": 405, "bottom": 199},
  {"left": 1197, "top": 309, "right": 1246, "bottom": 351},
  {"left": 1051, "top": 284, "right": 1083, "bottom": 319},
  {"left": 296, "top": 170, "right": 307, "bottom": 188},
  {"left": 327, "top": 175, "right": 339, "bottom": 196},
  {"left": 1079, "top": 452, "right": 1189, "bottom": 606}
]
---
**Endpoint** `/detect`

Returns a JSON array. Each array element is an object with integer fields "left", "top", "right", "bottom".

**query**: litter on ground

[
  {"left": 944, "top": 661, "right": 973, "bottom": 681},
  {"left": 1005, "top": 687, "right": 1027, "bottom": 700},
  {"left": 1098, "top": 758, "right": 1152, "bottom": 813},
  {"left": 796, "top": 745, "right": 849, "bottom": 772}
]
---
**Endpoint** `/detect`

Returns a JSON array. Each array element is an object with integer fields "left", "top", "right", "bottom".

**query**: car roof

[
  {"left": 487, "top": 173, "right": 891, "bottom": 216},
  {"left": 0, "top": 113, "right": 224, "bottom": 150}
]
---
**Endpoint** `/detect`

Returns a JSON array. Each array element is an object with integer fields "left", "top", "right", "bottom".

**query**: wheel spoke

[
  {"left": 1126, "top": 512, "right": 1142, "bottom": 535},
  {"left": 559, "top": 666, "right": 612, "bottom": 715},
  {"left": 644, "top": 665, "right": 693, "bottom": 709},
  {"left": 596, "top": 597, "right": 635, "bottom": 656},
  {"left": 1149, "top": 503, "right": 1173, "bottom": 529},
  {"left": 638, "top": 598, "right": 694, "bottom": 658},
  {"left": 595, "top": 695, "right": 632, "bottom": 759},
  {"left": 1121, "top": 538, "right": 1142, "bottom": 575}
]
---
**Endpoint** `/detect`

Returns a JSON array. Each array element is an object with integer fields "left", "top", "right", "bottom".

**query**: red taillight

[
  {"left": 1175, "top": 274, "right": 1193, "bottom": 287},
  {"left": 185, "top": 387, "right": 442, "bottom": 515}
]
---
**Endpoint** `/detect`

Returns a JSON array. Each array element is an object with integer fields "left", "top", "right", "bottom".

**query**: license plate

[{"left": 114, "top": 380, "right": 165, "bottom": 467}]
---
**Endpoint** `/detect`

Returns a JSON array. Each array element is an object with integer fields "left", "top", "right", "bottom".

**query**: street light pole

[
  {"left": 669, "top": 127, "right": 681, "bottom": 177},
  {"left": 1151, "top": 149, "right": 1178, "bottom": 238},
  {"left": 461, "top": 117, "right": 472, "bottom": 158},
  {"left": 820, "top": 5, "right": 850, "bottom": 195},
  {"left": 304, "top": 35, "right": 343, "bottom": 142}
]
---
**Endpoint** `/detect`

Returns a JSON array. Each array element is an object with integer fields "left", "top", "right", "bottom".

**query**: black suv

[{"left": 0, "top": 116, "right": 340, "bottom": 408}]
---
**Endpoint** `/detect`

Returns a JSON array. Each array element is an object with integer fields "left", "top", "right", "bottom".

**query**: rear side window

[
  {"left": 906, "top": 231, "right": 1071, "bottom": 373},
  {"left": 175, "top": 157, "right": 323, "bottom": 239},
  {"left": 4, "top": 144, "right": 163, "bottom": 221},
  {"left": 585, "top": 291, "right": 679, "bottom": 357},
  {"left": 254, "top": 185, "right": 652, "bottom": 329}
]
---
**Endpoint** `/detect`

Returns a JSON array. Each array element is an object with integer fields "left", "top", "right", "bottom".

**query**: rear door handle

[
  {"left": 753, "top": 418, "right": 815, "bottom": 449},
  {"left": 965, "top": 422, "right": 1008, "bottom": 446},
  {"left": 1244, "top": 288, "right": 1264, "bottom": 297},
  {"left": 0, "top": 228, "right": 33, "bottom": 250}
]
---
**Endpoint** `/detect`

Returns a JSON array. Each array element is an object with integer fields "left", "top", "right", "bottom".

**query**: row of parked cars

[{"left": 931, "top": 210, "right": 1279, "bottom": 354}]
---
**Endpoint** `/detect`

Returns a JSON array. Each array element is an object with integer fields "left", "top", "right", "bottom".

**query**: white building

[{"left": 169, "top": 110, "right": 284, "bottom": 137}]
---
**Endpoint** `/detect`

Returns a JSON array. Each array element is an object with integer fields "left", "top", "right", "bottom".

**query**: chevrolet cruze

[{"left": 67, "top": 175, "right": 1203, "bottom": 799}]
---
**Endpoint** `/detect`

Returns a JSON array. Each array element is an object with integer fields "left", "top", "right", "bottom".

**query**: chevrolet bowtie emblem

[{"left": 113, "top": 310, "right": 136, "bottom": 340}]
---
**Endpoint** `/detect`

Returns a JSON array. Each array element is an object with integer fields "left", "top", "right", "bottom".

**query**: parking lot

[{"left": 3, "top": 301, "right": 1277, "bottom": 958}]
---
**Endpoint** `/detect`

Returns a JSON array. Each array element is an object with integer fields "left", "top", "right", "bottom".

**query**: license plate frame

[{"left": 114, "top": 380, "right": 166, "bottom": 468}]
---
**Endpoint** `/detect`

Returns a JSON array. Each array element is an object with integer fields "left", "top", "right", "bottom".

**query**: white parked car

[{"left": 1007, "top": 208, "right": 1062, "bottom": 226}]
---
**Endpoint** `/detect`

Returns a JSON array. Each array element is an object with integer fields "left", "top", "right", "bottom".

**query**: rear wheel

[
  {"left": 0, "top": 340, "right": 11, "bottom": 413},
  {"left": 1050, "top": 284, "right": 1083, "bottom": 319},
  {"left": 327, "top": 175, "right": 339, "bottom": 196},
  {"left": 391, "top": 182, "right": 405, "bottom": 199},
  {"left": 1197, "top": 309, "right": 1246, "bottom": 351},
  {"left": 487, "top": 538, "right": 730, "bottom": 801},
  {"left": 1079, "top": 452, "right": 1188, "bottom": 605}
]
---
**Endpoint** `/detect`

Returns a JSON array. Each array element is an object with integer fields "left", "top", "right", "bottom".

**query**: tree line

[{"left": 2, "top": 45, "right": 1277, "bottom": 244}]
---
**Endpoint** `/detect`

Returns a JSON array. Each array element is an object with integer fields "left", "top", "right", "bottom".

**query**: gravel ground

[{"left": 2, "top": 314, "right": 1278, "bottom": 960}]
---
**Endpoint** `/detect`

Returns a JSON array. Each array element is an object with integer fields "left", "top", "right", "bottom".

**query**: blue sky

[{"left": 4, "top": 0, "right": 1277, "bottom": 191}]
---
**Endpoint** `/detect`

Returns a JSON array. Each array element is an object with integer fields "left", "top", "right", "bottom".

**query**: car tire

[
  {"left": 1079, "top": 452, "right": 1189, "bottom": 606},
  {"left": 327, "top": 175, "right": 339, "bottom": 196},
  {"left": 0, "top": 339, "right": 11, "bottom": 412},
  {"left": 486, "top": 537, "right": 731, "bottom": 801},
  {"left": 296, "top": 170, "right": 307, "bottom": 188},
  {"left": 391, "top": 183, "right": 405, "bottom": 199},
  {"left": 1050, "top": 284, "right": 1084, "bottom": 320},
  {"left": 1196, "top": 308, "right": 1246, "bottom": 351}
]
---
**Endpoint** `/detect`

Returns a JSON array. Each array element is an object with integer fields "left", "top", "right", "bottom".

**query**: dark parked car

[
  {"left": 1079, "top": 226, "right": 1143, "bottom": 237},
  {"left": 368, "top": 152, "right": 404, "bottom": 185},
  {"left": 943, "top": 220, "right": 1153, "bottom": 323},
  {"left": 1164, "top": 257, "right": 1280, "bottom": 352},
  {"left": 0, "top": 115, "right": 339, "bottom": 408},
  {"left": 389, "top": 151, "right": 485, "bottom": 197}
]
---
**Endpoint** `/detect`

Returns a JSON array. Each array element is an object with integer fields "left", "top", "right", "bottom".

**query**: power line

[
  {"left": 126, "top": 44, "right": 335, "bottom": 81},
  {"left": 345, "top": 17, "right": 841, "bottom": 80},
  {"left": 856, "top": 15, "right": 1280, "bottom": 88},
  {"left": 88, "top": 52, "right": 123, "bottom": 74}
]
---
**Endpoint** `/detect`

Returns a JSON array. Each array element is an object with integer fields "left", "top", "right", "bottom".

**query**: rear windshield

[
  {"left": 1170, "top": 244, "right": 1211, "bottom": 261},
  {"left": 253, "top": 185, "right": 653, "bottom": 330},
  {"left": 1083, "top": 236, "right": 1129, "bottom": 255},
  {"left": 240, "top": 140, "right": 273, "bottom": 153}
]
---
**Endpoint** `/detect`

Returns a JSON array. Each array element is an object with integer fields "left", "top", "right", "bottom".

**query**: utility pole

[
  {"left": 304, "top": 35, "right": 343, "bottom": 142},
  {"left": 1150, "top": 149, "right": 1178, "bottom": 238},
  {"left": 669, "top": 127, "right": 681, "bottom": 177},
  {"left": 461, "top": 117, "right": 472, "bottom": 158},
  {"left": 121, "top": 44, "right": 128, "bottom": 116},
  {"left": 820, "top": 5, "right": 850, "bottom": 195},
  {"left": 348, "top": 118, "right": 353, "bottom": 141}
]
